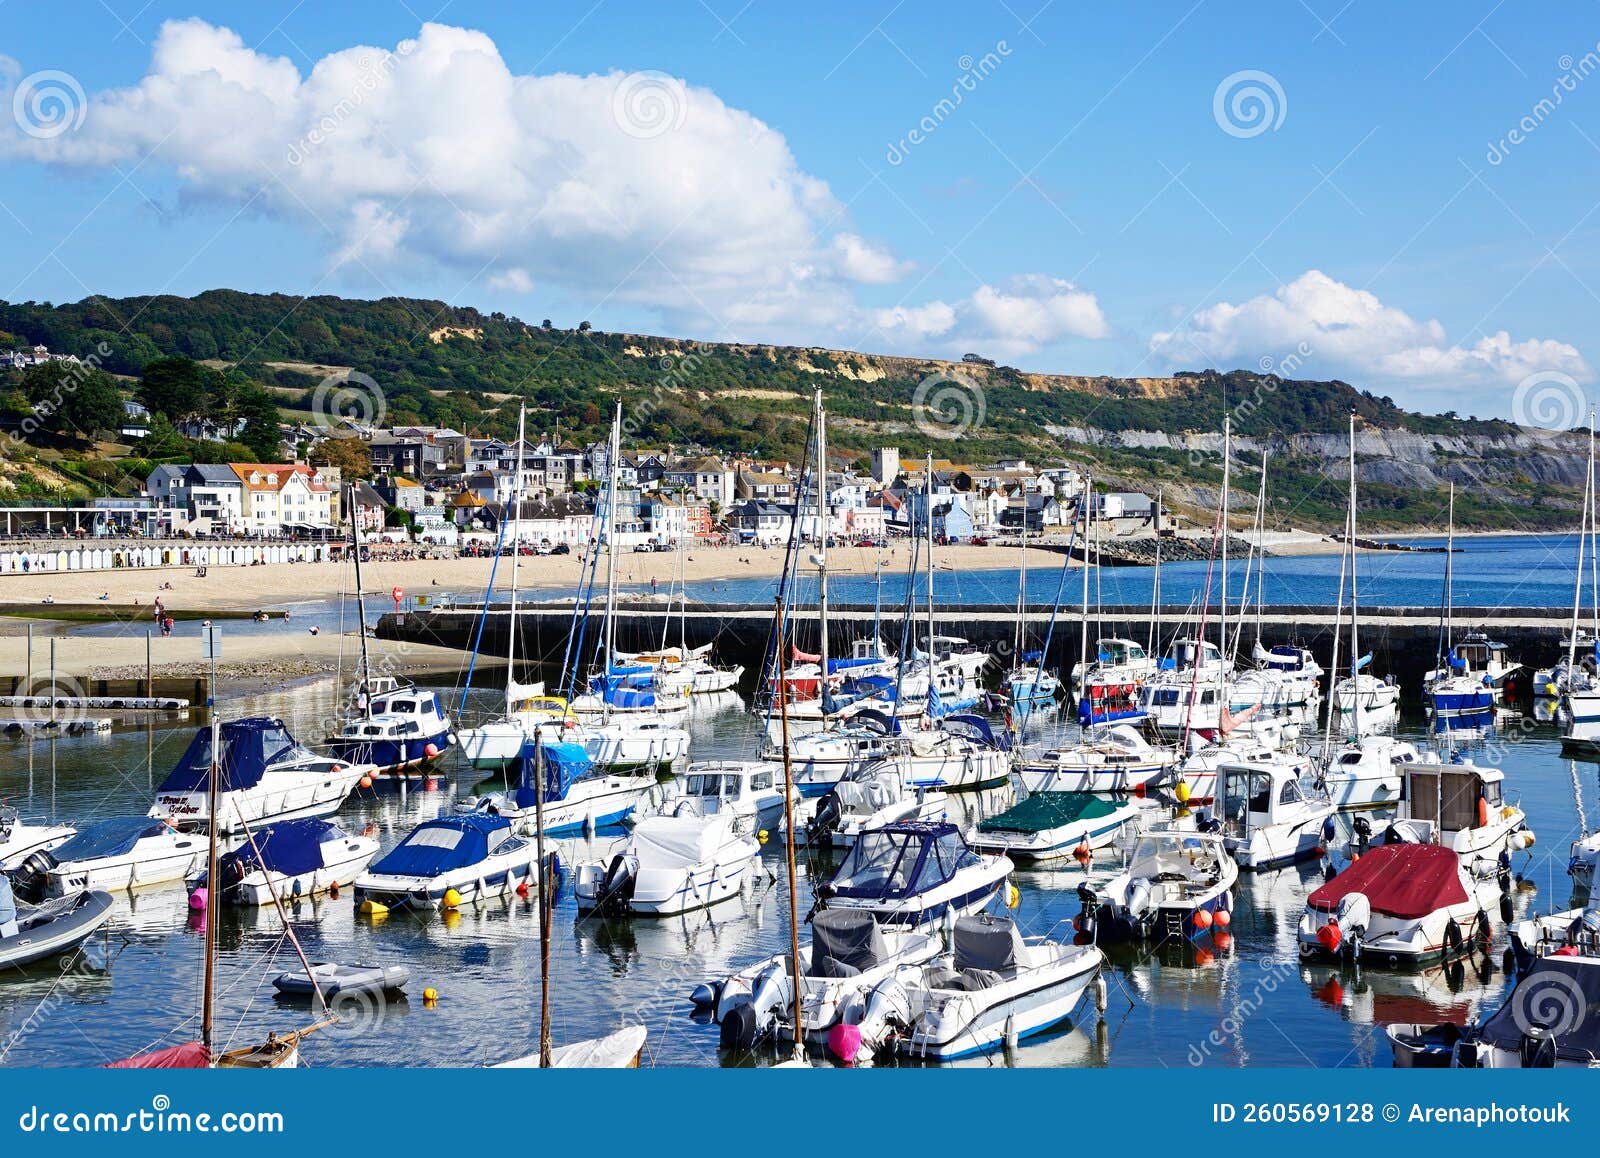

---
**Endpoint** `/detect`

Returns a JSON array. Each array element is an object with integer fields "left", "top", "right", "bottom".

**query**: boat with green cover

[{"left": 966, "top": 792, "right": 1142, "bottom": 863}]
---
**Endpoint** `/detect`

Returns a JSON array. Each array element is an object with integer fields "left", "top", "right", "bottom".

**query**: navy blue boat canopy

[
  {"left": 829, "top": 822, "right": 981, "bottom": 900},
  {"left": 220, "top": 818, "right": 344, "bottom": 879},
  {"left": 52, "top": 817, "right": 173, "bottom": 862},
  {"left": 511, "top": 739, "right": 593, "bottom": 806},
  {"left": 368, "top": 813, "right": 511, "bottom": 878},
  {"left": 942, "top": 713, "right": 1010, "bottom": 751},
  {"left": 158, "top": 718, "right": 316, "bottom": 794}
]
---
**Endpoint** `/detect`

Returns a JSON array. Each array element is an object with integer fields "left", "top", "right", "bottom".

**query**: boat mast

[
  {"left": 534, "top": 735, "right": 552, "bottom": 1066},
  {"left": 816, "top": 387, "right": 830, "bottom": 719},
  {"left": 1079, "top": 475, "right": 1092, "bottom": 689},
  {"left": 1149, "top": 488, "right": 1162, "bottom": 658},
  {"left": 1569, "top": 410, "right": 1595, "bottom": 685},
  {"left": 1014, "top": 501, "right": 1027, "bottom": 663},
  {"left": 1347, "top": 411, "right": 1363, "bottom": 736},
  {"left": 506, "top": 406, "right": 527, "bottom": 705},
  {"left": 925, "top": 451, "right": 935, "bottom": 685},
  {"left": 772, "top": 595, "right": 805, "bottom": 1056},
  {"left": 349, "top": 482, "right": 370, "bottom": 713},
  {"left": 200, "top": 659, "right": 220, "bottom": 1062},
  {"left": 1219, "top": 415, "right": 1231, "bottom": 667},
  {"left": 602, "top": 404, "right": 622, "bottom": 724}
]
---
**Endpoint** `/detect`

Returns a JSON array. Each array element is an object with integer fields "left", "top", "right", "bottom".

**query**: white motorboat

[
  {"left": 1217, "top": 760, "right": 1336, "bottom": 870},
  {"left": 1072, "top": 637, "right": 1157, "bottom": 701},
  {"left": 966, "top": 793, "right": 1143, "bottom": 863},
  {"left": 1570, "top": 833, "right": 1600, "bottom": 898},
  {"left": 15, "top": 816, "right": 210, "bottom": 896},
  {"left": 454, "top": 738, "right": 655, "bottom": 836},
  {"left": 1019, "top": 720, "right": 1178, "bottom": 795},
  {"left": 1138, "top": 639, "right": 1232, "bottom": 735},
  {"left": 781, "top": 712, "right": 1009, "bottom": 796},
  {"left": 812, "top": 821, "right": 1011, "bottom": 928},
  {"left": 1177, "top": 728, "right": 1311, "bottom": 808},
  {"left": 1424, "top": 632, "right": 1523, "bottom": 703},
  {"left": 1298, "top": 842, "right": 1500, "bottom": 965},
  {"left": 353, "top": 813, "right": 537, "bottom": 910},
  {"left": 1330, "top": 673, "right": 1400, "bottom": 735},
  {"left": 1317, "top": 736, "right": 1421, "bottom": 811},
  {"left": 848, "top": 914, "right": 1105, "bottom": 1060},
  {"left": 790, "top": 758, "right": 948, "bottom": 849},
  {"left": 574, "top": 810, "right": 762, "bottom": 917},
  {"left": 149, "top": 717, "right": 369, "bottom": 834},
  {"left": 0, "top": 807, "right": 74, "bottom": 870},
  {"left": 708, "top": 908, "right": 943, "bottom": 1050},
  {"left": 189, "top": 817, "right": 379, "bottom": 906},
  {"left": 635, "top": 762, "right": 790, "bottom": 829},
  {"left": 1354, "top": 760, "right": 1534, "bottom": 870},
  {"left": 1078, "top": 829, "right": 1238, "bottom": 943}
]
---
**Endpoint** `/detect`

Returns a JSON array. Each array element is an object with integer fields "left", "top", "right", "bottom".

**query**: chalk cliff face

[{"left": 1047, "top": 424, "right": 1590, "bottom": 490}]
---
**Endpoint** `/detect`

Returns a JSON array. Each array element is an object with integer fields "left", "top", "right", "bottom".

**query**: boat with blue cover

[
  {"left": 812, "top": 821, "right": 1012, "bottom": 928},
  {"left": 17, "top": 815, "right": 209, "bottom": 896},
  {"left": 454, "top": 739, "right": 654, "bottom": 835},
  {"left": 189, "top": 817, "right": 379, "bottom": 906},
  {"left": 149, "top": 717, "right": 368, "bottom": 834},
  {"left": 353, "top": 813, "right": 537, "bottom": 909}
]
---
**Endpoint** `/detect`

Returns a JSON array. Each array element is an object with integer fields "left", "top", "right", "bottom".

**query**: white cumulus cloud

[
  {"left": 3, "top": 19, "right": 934, "bottom": 339},
  {"left": 1150, "top": 269, "right": 1589, "bottom": 391},
  {"left": 872, "top": 275, "right": 1109, "bottom": 359}
]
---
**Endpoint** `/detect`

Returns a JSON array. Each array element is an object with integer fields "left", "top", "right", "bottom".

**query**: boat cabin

[
  {"left": 1396, "top": 761, "right": 1505, "bottom": 837},
  {"left": 825, "top": 822, "right": 983, "bottom": 903},
  {"left": 1450, "top": 633, "right": 1511, "bottom": 674},
  {"left": 1261, "top": 645, "right": 1315, "bottom": 673},
  {"left": 674, "top": 765, "right": 778, "bottom": 814},
  {"left": 1095, "top": 638, "right": 1148, "bottom": 667},
  {"left": 1159, "top": 639, "right": 1223, "bottom": 673}
]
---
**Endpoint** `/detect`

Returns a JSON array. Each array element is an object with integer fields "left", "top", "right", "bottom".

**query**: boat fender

[
  {"left": 1316, "top": 920, "right": 1342, "bottom": 955},
  {"left": 1473, "top": 909, "right": 1492, "bottom": 949},
  {"left": 1092, "top": 974, "right": 1108, "bottom": 1015},
  {"left": 1499, "top": 893, "right": 1514, "bottom": 925},
  {"left": 1127, "top": 879, "right": 1152, "bottom": 919},
  {"left": 1214, "top": 908, "right": 1231, "bottom": 928},
  {"left": 690, "top": 981, "right": 721, "bottom": 1008},
  {"left": 1006, "top": 882, "right": 1021, "bottom": 910},
  {"left": 1442, "top": 918, "right": 1464, "bottom": 957},
  {"left": 441, "top": 888, "right": 462, "bottom": 910},
  {"left": 827, "top": 1022, "right": 863, "bottom": 1064},
  {"left": 1321, "top": 816, "right": 1337, "bottom": 844}
]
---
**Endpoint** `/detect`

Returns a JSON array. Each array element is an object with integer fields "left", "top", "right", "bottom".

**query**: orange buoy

[
  {"left": 359, "top": 775, "right": 374, "bottom": 790},
  {"left": 1073, "top": 842, "right": 1092, "bottom": 865},
  {"left": 1214, "top": 908, "right": 1231, "bottom": 928},
  {"left": 1194, "top": 908, "right": 1214, "bottom": 930},
  {"left": 1477, "top": 795, "right": 1489, "bottom": 829}
]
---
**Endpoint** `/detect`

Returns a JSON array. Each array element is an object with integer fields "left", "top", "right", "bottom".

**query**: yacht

[
  {"left": 1216, "top": 760, "right": 1336, "bottom": 869},
  {"left": 327, "top": 681, "right": 455, "bottom": 779},
  {"left": 574, "top": 810, "right": 762, "bottom": 917}
]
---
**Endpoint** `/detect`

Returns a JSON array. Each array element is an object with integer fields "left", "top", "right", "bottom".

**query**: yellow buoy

[
  {"left": 1174, "top": 781, "right": 1191, "bottom": 805},
  {"left": 423, "top": 987, "right": 438, "bottom": 1005},
  {"left": 358, "top": 899, "right": 389, "bottom": 918},
  {"left": 1006, "top": 883, "right": 1021, "bottom": 910},
  {"left": 442, "top": 888, "right": 462, "bottom": 910},
  {"left": 758, "top": 829, "right": 769, "bottom": 845}
]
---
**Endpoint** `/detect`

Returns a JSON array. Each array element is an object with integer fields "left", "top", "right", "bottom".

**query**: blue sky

[{"left": 3, "top": 0, "right": 1600, "bottom": 420}]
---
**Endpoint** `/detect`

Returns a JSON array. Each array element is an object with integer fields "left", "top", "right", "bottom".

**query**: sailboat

[
  {"left": 327, "top": 484, "right": 455, "bottom": 778},
  {"left": 1318, "top": 410, "right": 1416, "bottom": 810},
  {"left": 1424, "top": 486, "right": 1497, "bottom": 729},
  {"left": 459, "top": 404, "right": 690, "bottom": 782},
  {"left": 615, "top": 535, "right": 742, "bottom": 694},
  {"left": 1562, "top": 413, "right": 1600, "bottom": 755},
  {"left": 111, "top": 688, "right": 332, "bottom": 1069},
  {"left": 1002, "top": 514, "right": 1060, "bottom": 711}
]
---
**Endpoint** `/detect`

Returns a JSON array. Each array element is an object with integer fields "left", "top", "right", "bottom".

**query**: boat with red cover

[{"left": 1297, "top": 842, "right": 1499, "bottom": 966}]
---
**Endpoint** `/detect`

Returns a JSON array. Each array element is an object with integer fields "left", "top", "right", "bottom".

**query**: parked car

[
  {"left": 551, "top": 543, "right": 571, "bottom": 555},
  {"left": 970, "top": 536, "right": 990, "bottom": 546}
]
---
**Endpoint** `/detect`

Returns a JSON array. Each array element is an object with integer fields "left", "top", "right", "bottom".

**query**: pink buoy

[
  {"left": 424, "top": 743, "right": 441, "bottom": 759},
  {"left": 827, "top": 1022, "right": 862, "bottom": 1064},
  {"left": 188, "top": 887, "right": 208, "bottom": 911}
]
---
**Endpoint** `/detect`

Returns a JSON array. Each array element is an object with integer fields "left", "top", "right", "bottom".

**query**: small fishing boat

[
  {"left": 792, "top": 758, "right": 947, "bottom": 849},
  {"left": 353, "top": 813, "right": 537, "bottom": 910},
  {"left": 273, "top": 961, "right": 410, "bottom": 998},
  {"left": 1425, "top": 632, "right": 1522, "bottom": 702},
  {"left": 847, "top": 914, "right": 1105, "bottom": 1061},
  {"left": 966, "top": 793, "right": 1143, "bottom": 863},
  {"left": 1507, "top": 905, "right": 1600, "bottom": 975},
  {"left": 1017, "top": 720, "right": 1177, "bottom": 795},
  {"left": 1077, "top": 829, "right": 1237, "bottom": 943},
  {"left": 15, "top": 816, "right": 208, "bottom": 896},
  {"left": 707, "top": 908, "right": 943, "bottom": 1050},
  {"left": 1297, "top": 842, "right": 1498, "bottom": 965},
  {"left": 0, "top": 875, "right": 114, "bottom": 969},
  {"left": 0, "top": 806, "right": 74, "bottom": 870},
  {"left": 149, "top": 717, "right": 369, "bottom": 834},
  {"left": 189, "top": 818, "right": 378, "bottom": 906},
  {"left": 1353, "top": 760, "right": 1534, "bottom": 868},
  {"left": 1217, "top": 760, "right": 1335, "bottom": 869},
  {"left": 634, "top": 762, "right": 790, "bottom": 828},
  {"left": 493, "top": 1024, "right": 649, "bottom": 1068},
  {"left": 574, "top": 810, "right": 762, "bottom": 917},
  {"left": 1317, "top": 736, "right": 1421, "bottom": 811},
  {"left": 811, "top": 821, "right": 1012, "bottom": 928},
  {"left": 1072, "top": 637, "right": 1157, "bottom": 704},
  {"left": 455, "top": 738, "right": 655, "bottom": 835},
  {"left": 328, "top": 683, "right": 455, "bottom": 778},
  {"left": 1137, "top": 639, "right": 1231, "bottom": 735}
]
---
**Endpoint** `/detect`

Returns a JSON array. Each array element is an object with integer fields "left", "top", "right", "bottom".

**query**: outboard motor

[
  {"left": 594, "top": 853, "right": 637, "bottom": 917},
  {"left": 1075, "top": 883, "right": 1099, "bottom": 941},
  {"left": 217, "top": 857, "right": 248, "bottom": 905},
  {"left": 719, "top": 1003, "right": 760, "bottom": 1051},
  {"left": 1351, "top": 815, "right": 1372, "bottom": 852},
  {"left": 11, "top": 850, "right": 55, "bottom": 903},
  {"left": 806, "top": 790, "right": 844, "bottom": 846}
]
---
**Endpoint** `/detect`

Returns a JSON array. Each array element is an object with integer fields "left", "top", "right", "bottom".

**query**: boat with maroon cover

[{"left": 1297, "top": 842, "right": 1499, "bottom": 965}]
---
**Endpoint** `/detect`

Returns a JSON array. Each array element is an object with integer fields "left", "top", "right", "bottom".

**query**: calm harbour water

[{"left": 0, "top": 675, "right": 1591, "bottom": 1070}]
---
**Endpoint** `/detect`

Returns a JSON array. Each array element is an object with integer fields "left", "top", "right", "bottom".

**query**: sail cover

[
  {"left": 157, "top": 718, "right": 314, "bottom": 794},
  {"left": 977, "top": 792, "right": 1119, "bottom": 835},
  {"left": 220, "top": 818, "right": 341, "bottom": 879},
  {"left": 1307, "top": 842, "right": 1467, "bottom": 920},
  {"left": 107, "top": 1042, "right": 210, "bottom": 1068},
  {"left": 368, "top": 814, "right": 510, "bottom": 878}
]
